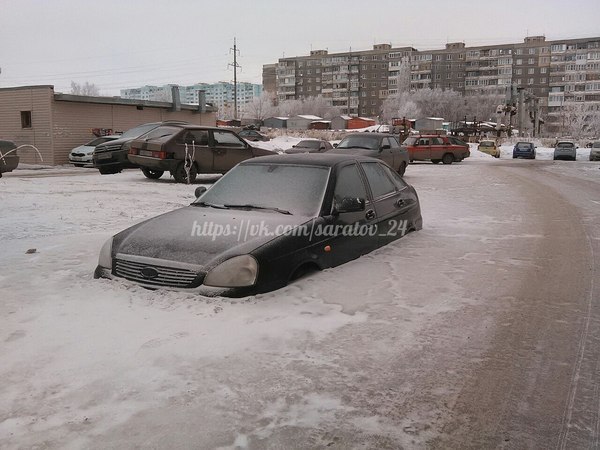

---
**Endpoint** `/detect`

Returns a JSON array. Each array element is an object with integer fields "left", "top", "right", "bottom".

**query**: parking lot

[{"left": 1, "top": 154, "right": 599, "bottom": 448}]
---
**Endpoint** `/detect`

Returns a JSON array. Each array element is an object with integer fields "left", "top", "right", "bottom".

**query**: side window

[
  {"left": 382, "top": 165, "right": 408, "bottom": 190},
  {"left": 431, "top": 137, "right": 444, "bottom": 145},
  {"left": 361, "top": 162, "right": 397, "bottom": 198},
  {"left": 388, "top": 136, "right": 400, "bottom": 149},
  {"left": 213, "top": 131, "right": 246, "bottom": 147},
  {"left": 333, "top": 164, "right": 368, "bottom": 206},
  {"left": 418, "top": 138, "right": 430, "bottom": 145},
  {"left": 189, "top": 130, "right": 209, "bottom": 145}
]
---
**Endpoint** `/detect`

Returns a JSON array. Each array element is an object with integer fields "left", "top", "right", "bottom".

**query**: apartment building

[
  {"left": 121, "top": 82, "right": 263, "bottom": 115},
  {"left": 267, "top": 36, "right": 600, "bottom": 133}
]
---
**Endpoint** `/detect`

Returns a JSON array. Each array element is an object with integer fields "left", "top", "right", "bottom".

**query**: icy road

[{"left": 1, "top": 156, "right": 599, "bottom": 449}]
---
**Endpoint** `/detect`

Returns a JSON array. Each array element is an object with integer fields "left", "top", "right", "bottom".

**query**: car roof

[
  {"left": 240, "top": 153, "right": 382, "bottom": 168},
  {"left": 343, "top": 132, "right": 390, "bottom": 138}
]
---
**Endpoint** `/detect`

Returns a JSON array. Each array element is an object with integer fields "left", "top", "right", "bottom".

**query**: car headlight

[
  {"left": 204, "top": 255, "right": 258, "bottom": 287},
  {"left": 98, "top": 237, "right": 114, "bottom": 269}
]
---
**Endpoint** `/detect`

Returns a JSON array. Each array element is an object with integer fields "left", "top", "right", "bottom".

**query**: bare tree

[{"left": 70, "top": 81, "right": 100, "bottom": 96}]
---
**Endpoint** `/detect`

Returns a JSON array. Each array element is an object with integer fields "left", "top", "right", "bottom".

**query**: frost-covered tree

[
  {"left": 242, "top": 91, "right": 276, "bottom": 121},
  {"left": 70, "top": 81, "right": 100, "bottom": 96},
  {"left": 559, "top": 101, "right": 599, "bottom": 139},
  {"left": 382, "top": 92, "right": 422, "bottom": 122}
]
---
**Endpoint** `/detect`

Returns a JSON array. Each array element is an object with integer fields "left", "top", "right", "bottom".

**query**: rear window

[
  {"left": 556, "top": 142, "right": 575, "bottom": 148},
  {"left": 479, "top": 141, "right": 494, "bottom": 147}
]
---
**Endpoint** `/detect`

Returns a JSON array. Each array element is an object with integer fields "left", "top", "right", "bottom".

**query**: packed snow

[{"left": 1, "top": 152, "right": 598, "bottom": 448}]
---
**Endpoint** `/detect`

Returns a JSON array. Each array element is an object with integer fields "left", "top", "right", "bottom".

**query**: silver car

[
  {"left": 590, "top": 141, "right": 600, "bottom": 161},
  {"left": 553, "top": 141, "right": 577, "bottom": 161}
]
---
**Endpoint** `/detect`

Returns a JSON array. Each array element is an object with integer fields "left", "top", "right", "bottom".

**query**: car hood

[
  {"left": 285, "top": 147, "right": 319, "bottom": 154},
  {"left": 70, "top": 145, "right": 95, "bottom": 155},
  {"left": 113, "top": 206, "right": 311, "bottom": 268}
]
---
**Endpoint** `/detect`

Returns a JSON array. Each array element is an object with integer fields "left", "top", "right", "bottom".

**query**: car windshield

[
  {"left": 337, "top": 135, "right": 379, "bottom": 150},
  {"left": 296, "top": 140, "right": 320, "bottom": 149},
  {"left": 194, "top": 164, "right": 330, "bottom": 216},
  {"left": 120, "top": 123, "right": 159, "bottom": 139},
  {"left": 86, "top": 137, "right": 115, "bottom": 146}
]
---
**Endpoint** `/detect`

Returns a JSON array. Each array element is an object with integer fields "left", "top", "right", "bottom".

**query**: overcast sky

[{"left": 2, "top": 0, "right": 599, "bottom": 96}]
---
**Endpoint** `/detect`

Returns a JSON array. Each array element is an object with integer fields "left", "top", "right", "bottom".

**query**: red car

[{"left": 402, "top": 135, "right": 470, "bottom": 165}]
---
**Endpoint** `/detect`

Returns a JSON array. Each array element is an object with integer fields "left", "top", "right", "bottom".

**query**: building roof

[{"left": 293, "top": 115, "right": 323, "bottom": 120}]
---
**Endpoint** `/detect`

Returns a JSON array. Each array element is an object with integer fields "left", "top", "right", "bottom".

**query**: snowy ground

[{"left": 1, "top": 153, "right": 599, "bottom": 448}]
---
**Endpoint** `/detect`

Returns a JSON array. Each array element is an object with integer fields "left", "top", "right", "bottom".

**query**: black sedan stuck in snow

[{"left": 95, "top": 154, "right": 422, "bottom": 296}]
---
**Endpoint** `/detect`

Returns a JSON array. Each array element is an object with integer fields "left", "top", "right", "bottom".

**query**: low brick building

[{"left": 0, "top": 85, "right": 217, "bottom": 165}]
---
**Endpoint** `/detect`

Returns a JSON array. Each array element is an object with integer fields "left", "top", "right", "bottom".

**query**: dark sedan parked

[
  {"left": 128, "top": 124, "right": 276, "bottom": 183},
  {"left": 238, "top": 129, "right": 270, "bottom": 142},
  {"left": 330, "top": 133, "right": 409, "bottom": 176},
  {"left": 285, "top": 139, "right": 333, "bottom": 154},
  {"left": 512, "top": 142, "right": 536, "bottom": 159},
  {"left": 95, "top": 154, "right": 422, "bottom": 296}
]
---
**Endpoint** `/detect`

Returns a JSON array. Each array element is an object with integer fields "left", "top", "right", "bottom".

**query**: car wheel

[
  {"left": 398, "top": 162, "right": 407, "bottom": 177},
  {"left": 98, "top": 167, "right": 121, "bottom": 175},
  {"left": 173, "top": 162, "right": 198, "bottom": 184},
  {"left": 141, "top": 167, "right": 164, "bottom": 180},
  {"left": 431, "top": 159, "right": 441, "bottom": 164},
  {"left": 442, "top": 153, "right": 454, "bottom": 165}
]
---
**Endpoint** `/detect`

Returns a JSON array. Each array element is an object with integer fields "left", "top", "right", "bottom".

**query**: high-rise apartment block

[
  {"left": 121, "top": 82, "right": 262, "bottom": 114},
  {"left": 265, "top": 36, "right": 600, "bottom": 134}
]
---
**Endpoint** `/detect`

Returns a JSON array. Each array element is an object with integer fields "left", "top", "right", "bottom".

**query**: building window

[
  {"left": 21, "top": 111, "right": 32, "bottom": 128},
  {"left": 528, "top": 68, "right": 535, "bottom": 74}
]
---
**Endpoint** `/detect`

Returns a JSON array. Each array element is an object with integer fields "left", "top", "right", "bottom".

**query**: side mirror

[
  {"left": 333, "top": 143, "right": 338, "bottom": 148},
  {"left": 195, "top": 186, "right": 207, "bottom": 198},
  {"left": 336, "top": 197, "right": 366, "bottom": 214}
]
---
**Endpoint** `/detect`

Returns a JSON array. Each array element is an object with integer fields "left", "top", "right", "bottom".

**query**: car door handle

[{"left": 365, "top": 209, "right": 376, "bottom": 220}]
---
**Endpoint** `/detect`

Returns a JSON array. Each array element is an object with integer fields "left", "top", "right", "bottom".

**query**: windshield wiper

[
  {"left": 223, "top": 204, "right": 292, "bottom": 215},
  {"left": 191, "top": 201, "right": 228, "bottom": 209}
]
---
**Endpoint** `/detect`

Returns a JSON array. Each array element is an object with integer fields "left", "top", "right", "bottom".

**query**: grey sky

[{"left": 2, "top": 0, "right": 599, "bottom": 96}]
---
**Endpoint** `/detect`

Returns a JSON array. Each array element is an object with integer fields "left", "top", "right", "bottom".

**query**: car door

[
  {"left": 429, "top": 137, "right": 446, "bottom": 160},
  {"left": 388, "top": 135, "right": 403, "bottom": 170},
  {"left": 325, "top": 162, "right": 378, "bottom": 264},
  {"left": 173, "top": 129, "right": 213, "bottom": 172},
  {"left": 359, "top": 161, "right": 413, "bottom": 247},
  {"left": 210, "top": 130, "right": 254, "bottom": 172},
  {"left": 413, "top": 137, "right": 431, "bottom": 161},
  {"left": 378, "top": 137, "right": 395, "bottom": 167}
]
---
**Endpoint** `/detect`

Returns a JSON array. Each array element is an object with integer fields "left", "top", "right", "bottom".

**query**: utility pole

[
  {"left": 517, "top": 87, "right": 525, "bottom": 138},
  {"left": 228, "top": 37, "right": 242, "bottom": 120}
]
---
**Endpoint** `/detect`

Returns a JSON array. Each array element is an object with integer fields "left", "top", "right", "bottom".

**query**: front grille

[
  {"left": 114, "top": 256, "right": 200, "bottom": 288},
  {"left": 95, "top": 144, "right": 123, "bottom": 154}
]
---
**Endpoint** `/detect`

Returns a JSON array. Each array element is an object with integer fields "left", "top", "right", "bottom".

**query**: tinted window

[
  {"left": 177, "top": 130, "right": 209, "bottom": 145},
  {"left": 361, "top": 162, "right": 396, "bottom": 198},
  {"left": 213, "top": 131, "right": 246, "bottom": 147},
  {"left": 382, "top": 165, "right": 408, "bottom": 189},
  {"left": 556, "top": 142, "right": 574, "bottom": 148},
  {"left": 334, "top": 164, "right": 367, "bottom": 205},
  {"left": 418, "top": 138, "right": 430, "bottom": 145},
  {"left": 197, "top": 164, "right": 330, "bottom": 216}
]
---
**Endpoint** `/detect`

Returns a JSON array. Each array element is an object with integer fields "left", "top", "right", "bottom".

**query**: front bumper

[
  {"left": 94, "top": 266, "right": 257, "bottom": 298},
  {"left": 93, "top": 150, "right": 137, "bottom": 169}
]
